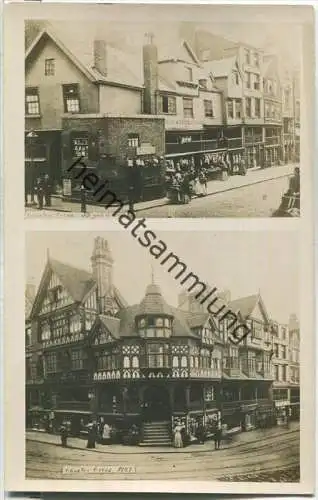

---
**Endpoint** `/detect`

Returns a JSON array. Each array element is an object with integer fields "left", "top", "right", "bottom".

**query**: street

[
  {"left": 25, "top": 164, "right": 296, "bottom": 219},
  {"left": 138, "top": 176, "right": 289, "bottom": 218},
  {"left": 26, "top": 422, "right": 299, "bottom": 481}
]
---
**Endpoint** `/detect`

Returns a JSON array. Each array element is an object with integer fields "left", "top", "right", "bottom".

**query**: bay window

[
  {"left": 148, "top": 344, "right": 169, "bottom": 368},
  {"left": 137, "top": 316, "right": 172, "bottom": 338}
]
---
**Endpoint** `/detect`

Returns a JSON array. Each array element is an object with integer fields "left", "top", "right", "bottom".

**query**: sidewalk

[
  {"left": 26, "top": 421, "right": 299, "bottom": 455},
  {"left": 25, "top": 164, "right": 295, "bottom": 216}
]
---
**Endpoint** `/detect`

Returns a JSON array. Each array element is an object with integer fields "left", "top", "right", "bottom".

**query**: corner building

[{"left": 26, "top": 237, "right": 279, "bottom": 445}]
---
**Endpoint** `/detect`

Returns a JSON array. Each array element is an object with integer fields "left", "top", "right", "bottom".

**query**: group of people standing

[
  {"left": 25, "top": 172, "right": 52, "bottom": 210},
  {"left": 59, "top": 419, "right": 140, "bottom": 448},
  {"left": 172, "top": 418, "right": 223, "bottom": 450}
]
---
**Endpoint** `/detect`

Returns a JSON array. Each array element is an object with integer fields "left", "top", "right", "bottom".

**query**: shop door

[{"left": 142, "top": 385, "right": 171, "bottom": 422}]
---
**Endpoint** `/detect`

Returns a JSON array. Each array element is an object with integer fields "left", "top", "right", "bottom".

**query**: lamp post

[{"left": 26, "top": 130, "right": 39, "bottom": 204}]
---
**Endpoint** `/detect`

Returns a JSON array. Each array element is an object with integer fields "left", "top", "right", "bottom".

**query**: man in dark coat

[
  {"left": 86, "top": 422, "right": 97, "bottom": 449},
  {"left": 126, "top": 160, "right": 142, "bottom": 211}
]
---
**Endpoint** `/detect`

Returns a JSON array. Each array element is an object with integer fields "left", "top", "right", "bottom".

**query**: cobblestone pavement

[
  {"left": 26, "top": 423, "right": 299, "bottom": 481},
  {"left": 137, "top": 176, "right": 291, "bottom": 218},
  {"left": 25, "top": 164, "right": 295, "bottom": 218}
]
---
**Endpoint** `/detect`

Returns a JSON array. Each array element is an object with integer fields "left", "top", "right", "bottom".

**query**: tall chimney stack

[
  {"left": 93, "top": 39, "right": 107, "bottom": 76},
  {"left": 143, "top": 33, "right": 159, "bottom": 115},
  {"left": 91, "top": 237, "right": 113, "bottom": 313}
]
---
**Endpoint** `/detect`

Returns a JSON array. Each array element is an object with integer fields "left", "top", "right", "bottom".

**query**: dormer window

[
  {"left": 137, "top": 316, "right": 172, "bottom": 338},
  {"left": 199, "top": 79, "right": 207, "bottom": 89}
]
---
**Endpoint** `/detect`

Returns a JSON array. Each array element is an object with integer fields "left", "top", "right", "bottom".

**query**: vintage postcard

[
  {"left": 3, "top": 1, "right": 315, "bottom": 496},
  {"left": 20, "top": 5, "right": 309, "bottom": 219}
]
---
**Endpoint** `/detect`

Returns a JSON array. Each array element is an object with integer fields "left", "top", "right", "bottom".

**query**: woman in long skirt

[{"left": 173, "top": 424, "right": 184, "bottom": 448}]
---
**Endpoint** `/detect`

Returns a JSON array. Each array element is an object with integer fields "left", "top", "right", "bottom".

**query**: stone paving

[{"left": 25, "top": 164, "right": 295, "bottom": 218}]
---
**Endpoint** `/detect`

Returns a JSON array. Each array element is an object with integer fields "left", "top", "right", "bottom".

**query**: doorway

[{"left": 142, "top": 385, "right": 171, "bottom": 422}]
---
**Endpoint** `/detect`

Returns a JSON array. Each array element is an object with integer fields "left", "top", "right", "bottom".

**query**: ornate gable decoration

[
  {"left": 39, "top": 272, "right": 73, "bottom": 315},
  {"left": 92, "top": 319, "right": 117, "bottom": 346}
]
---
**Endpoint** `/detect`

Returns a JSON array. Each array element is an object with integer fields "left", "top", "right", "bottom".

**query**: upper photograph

[{"left": 25, "top": 19, "right": 301, "bottom": 218}]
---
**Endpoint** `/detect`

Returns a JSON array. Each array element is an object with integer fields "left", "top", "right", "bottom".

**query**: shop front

[
  {"left": 274, "top": 400, "right": 290, "bottom": 425},
  {"left": 25, "top": 130, "right": 62, "bottom": 196}
]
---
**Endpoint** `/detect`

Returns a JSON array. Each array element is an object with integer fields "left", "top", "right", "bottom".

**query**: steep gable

[{"left": 90, "top": 315, "right": 121, "bottom": 346}]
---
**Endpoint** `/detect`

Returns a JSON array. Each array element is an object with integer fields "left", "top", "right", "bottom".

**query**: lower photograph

[{"left": 25, "top": 229, "right": 300, "bottom": 482}]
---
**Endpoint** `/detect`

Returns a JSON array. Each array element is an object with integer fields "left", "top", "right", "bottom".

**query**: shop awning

[
  {"left": 54, "top": 409, "right": 92, "bottom": 415},
  {"left": 165, "top": 148, "right": 226, "bottom": 158}
]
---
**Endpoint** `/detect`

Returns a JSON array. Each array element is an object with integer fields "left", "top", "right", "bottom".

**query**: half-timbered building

[{"left": 26, "top": 237, "right": 279, "bottom": 445}]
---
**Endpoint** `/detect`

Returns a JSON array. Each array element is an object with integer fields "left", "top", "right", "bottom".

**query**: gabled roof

[
  {"left": 90, "top": 314, "right": 121, "bottom": 343},
  {"left": 229, "top": 293, "right": 269, "bottom": 323},
  {"left": 30, "top": 258, "right": 127, "bottom": 317},
  {"left": 25, "top": 26, "right": 143, "bottom": 89},
  {"left": 204, "top": 56, "right": 238, "bottom": 79},
  {"left": 50, "top": 259, "right": 95, "bottom": 303},
  {"left": 25, "top": 284, "right": 36, "bottom": 320},
  {"left": 182, "top": 311, "right": 209, "bottom": 329},
  {"left": 158, "top": 39, "right": 201, "bottom": 66}
]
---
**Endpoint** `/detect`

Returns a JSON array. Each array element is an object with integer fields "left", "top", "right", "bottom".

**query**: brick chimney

[
  {"left": 93, "top": 39, "right": 107, "bottom": 77},
  {"left": 91, "top": 237, "right": 113, "bottom": 313},
  {"left": 143, "top": 33, "right": 159, "bottom": 114}
]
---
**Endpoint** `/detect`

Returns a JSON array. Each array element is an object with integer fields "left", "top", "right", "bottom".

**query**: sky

[
  {"left": 26, "top": 229, "right": 299, "bottom": 324},
  {"left": 41, "top": 19, "right": 301, "bottom": 70}
]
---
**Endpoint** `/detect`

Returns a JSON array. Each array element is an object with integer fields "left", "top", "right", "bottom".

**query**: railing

[
  {"left": 222, "top": 398, "right": 269, "bottom": 409},
  {"left": 189, "top": 367, "right": 221, "bottom": 378},
  {"left": 165, "top": 138, "right": 225, "bottom": 155}
]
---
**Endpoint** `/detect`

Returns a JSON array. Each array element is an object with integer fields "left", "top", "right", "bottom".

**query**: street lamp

[{"left": 26, "top": 130, "right": 39, "bottom": 204}]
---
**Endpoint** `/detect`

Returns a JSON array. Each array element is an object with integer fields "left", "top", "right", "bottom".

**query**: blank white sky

[{"left": 26, "top": 229, "right": 299, "bottom": 324}]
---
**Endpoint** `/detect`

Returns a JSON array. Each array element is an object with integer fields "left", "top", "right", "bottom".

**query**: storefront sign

[
  {"left": 72, "top": 137, "right": 89, "bottom": 158},
  {"left": 165, "top": 116, "right": 203, "bottom": 130},
  {"left": 136, "top": 144, "right": 156, "bottom": 156},
  {"left": 63, "top": 179, "right": 72, "bottom": 197},
  {"left": 180, "top": 136, "right": 192, "bottom": 144}
]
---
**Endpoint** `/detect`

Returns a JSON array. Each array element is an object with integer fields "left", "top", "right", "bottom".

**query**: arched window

[
  {"left": 172, "top": 356, "right": 179, "bottom": 368},
  {"left": 132, "top": 356, "right": 139, "bottom": 368},
  {"left": 181, "top": 356, "right": 187, "bottom": 368},
  {"left": 190, "top": 356, "right": 194, "bottom": 368},
  {"left": 194, "top": 357, "right": 199, "bottom": 368},
  {"left": 123, "top": 356, "right": 130, "bottom": 368}
]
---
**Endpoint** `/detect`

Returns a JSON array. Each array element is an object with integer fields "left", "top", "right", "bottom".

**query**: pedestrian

[
  {"left": 86, "top": 421, "right": 97, "bottom": 449},
  {"left": 198, "top": 168, "right": 207, "bottom": 196},
  {"left": 102, "top": 422, "right": 112, "bottom": 444},
  {"left": 173, "top": 422, "right": 184, "bottom": 448},
  {"left": 288, "top": 167, "right": 300, "bottom": 195},
  {"left": 80, "top": 184, "right": 87, "bottom": 213},
  {"left": 60, "top": 421, "right": 68, "bottom": 448},
  {"left": 214, "top": 420, "right": 222, "bottom": 450},
  {"left": 43, "top": 174, "right": 52, "bottom": 207},
  {"left": 196, "top": 421, "right": 205, "bottom": 444},
  {"left": 36, "top": 176, "right": 44, "bottom": 210},
  {"left": 126, "top": 159, "right": 142, "bottom": 212}
]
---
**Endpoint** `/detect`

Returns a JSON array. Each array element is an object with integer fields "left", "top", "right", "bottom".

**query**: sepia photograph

[
  {"left": 24, "top": 16, "right": 302, "bottom": 218},
  {"left": 25, "top": 230, "right": 300, "bottom": 481},
  {"left": 3, "top": 2, "right": 315, "bottom": 495}
]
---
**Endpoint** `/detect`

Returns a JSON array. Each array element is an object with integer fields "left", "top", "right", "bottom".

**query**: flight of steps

[{"left": 139, "top": 421, "right": 172, "bottom": 447}]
